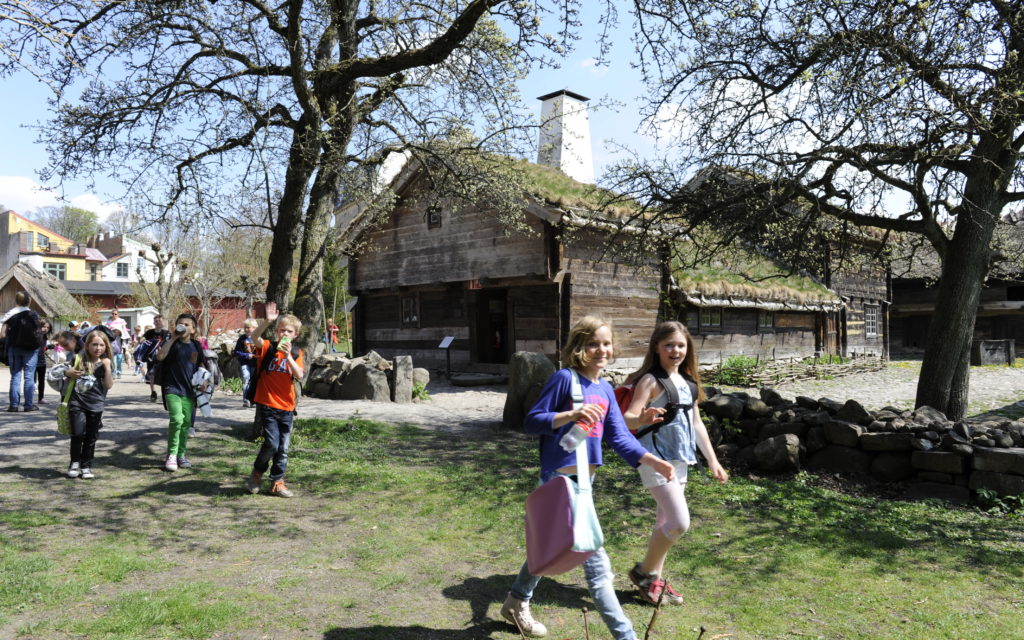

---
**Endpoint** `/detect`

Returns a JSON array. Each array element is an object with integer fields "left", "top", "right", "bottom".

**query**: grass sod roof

[
  {"left": 671, "top": 249, "right": 842, "bottom": 310},
  {"left": 513, "top": 158, "right": 639, "bottom": 217}
]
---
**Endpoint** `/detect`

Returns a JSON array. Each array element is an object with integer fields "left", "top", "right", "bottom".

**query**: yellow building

[{"left": 0, "top": 210, "right": 105, "bottom": 281}]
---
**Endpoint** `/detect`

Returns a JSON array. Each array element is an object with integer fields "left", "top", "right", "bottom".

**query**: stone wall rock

[
  {"left": 972, "top": 447, "right": 1024, "bottom": 475},
  {"left": 503, "top": 351, "right": 556, "bottom": 430},
  {"left": 911, "top": 451, "right": 964, "bottom": 474},
  {"left": 337, "top": 363, "right": 391, "bottom": 401},
  {"left": 823, "top": 420, "right": 865, "bottom": 447},
  {"left": 391, "top": 355, "right": 413, "bottom": 403},
  {"left": 968, "top": 470, "right": 1024, "bottom": 498},
  {"left": 753, "top": 434, "right": 802, "bottom": 472},
  {"left": 807, "top": 445, "right": 873, "bottom": 474},
  {"left": 859, "top": 432, "right": 915, "bottom": 452}
]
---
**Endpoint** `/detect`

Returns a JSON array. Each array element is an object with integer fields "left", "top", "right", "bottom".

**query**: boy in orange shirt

[{"left": 244, "top": 306, "right": 305, "bottom": 498}]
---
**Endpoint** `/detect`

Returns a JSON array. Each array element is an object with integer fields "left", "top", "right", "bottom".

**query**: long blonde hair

[
  {"left": 83, "top": 330, "right": 113, "bottom": 362},
  {"left": 631, "top": 321, "right": 704, "bottom": 403},
  {"left": 561, "top": 316, "right": 613, "bottom": 370}
]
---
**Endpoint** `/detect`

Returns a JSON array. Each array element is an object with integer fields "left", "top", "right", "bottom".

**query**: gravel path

[{"left": 3, "top": 361, "right": 1023, "bottom": 470}]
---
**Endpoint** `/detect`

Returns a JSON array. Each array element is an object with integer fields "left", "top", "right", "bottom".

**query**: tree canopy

[
  {"left": 39, "top": 0, "right": 592, "bottom": 352},
  {"left": 31, "top": 204, "right": 100, "bottom": 243},
  {"left": 611, "top": 0, "right": 1024, "bottom": 419}
]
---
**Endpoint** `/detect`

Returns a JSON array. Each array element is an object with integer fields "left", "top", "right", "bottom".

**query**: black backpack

[
  {"left": 244, "top": 340, "right": 302, "bottom": 407},
  {"left": 5, "top": 310, "right": 40, "bottom": 350},
  {"left": 634, "top": 366, "right": 698, "bottom": 440}
]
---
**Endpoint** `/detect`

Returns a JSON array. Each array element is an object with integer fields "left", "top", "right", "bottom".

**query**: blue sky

[{"left": 0, "top": 7, "right": 662, "bottom": 220}]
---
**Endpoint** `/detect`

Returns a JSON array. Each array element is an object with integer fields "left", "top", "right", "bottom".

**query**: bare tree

[
  {"left": 613, "top": 0, "right": 1024, "bottom": 420},
  {"left": 40, "top": 0, "right": 591, "bottom": 351},
  {"left": 129, "top": 242, "right": 188, "bottom": 321}
]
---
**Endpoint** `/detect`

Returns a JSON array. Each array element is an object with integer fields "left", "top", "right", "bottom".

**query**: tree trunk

[
  {"left": 915, "top": 206, "right": 996, "bottom": 420},
  {"left": 292, "top": 162, "right": 341, "bottom": 354},
  {"left": 265, "top": 122, "right": 320, "bottom": 309}
]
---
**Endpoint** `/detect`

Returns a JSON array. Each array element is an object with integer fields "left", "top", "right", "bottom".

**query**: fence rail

[{"left": 703, "top": 353, "right": 887, "bottom": 387}]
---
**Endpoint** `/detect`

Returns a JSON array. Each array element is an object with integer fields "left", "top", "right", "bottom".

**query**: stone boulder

[
  {"left": 871, "top": 452, "right": 914, "bottom": 482},
  {"left": 836, "top": 399, "right": 873, "bottom": 425},
  {"left": 817, "top": 397, "right": 844, "bottom": 414},
  {"left": 969, "top": 470, "right": 1024, "bottom": 497},
  {"left": 701, "top": 394, "right": 745, "bottom": 421},
  {"left": 972, "top": 447, "right": 1024, "bottom": 474},
  {"left": 743, "top": 397, "right": 773, "bottom": 418},
  {"left": 911, "top": 405, "right": 948, "bottom": 427},
  {"left": 795, "top": 396, "right": 819, "bottom": 411},
  {"left": 911, "top": 451, "right": 963, "bottom": 474},
  {"left": 753, "top": 434, "right": 802, "bottom": 472},
  {"left": 503, "top": 351, "right": 556, "bottom": 429},
  {"left": 390, "top": 355, "right": 413, "bottom": 403},
  {"left": 337, "top": 363, "right": 391, "bottom": 401},
  {"left": 413, "top": 367, "right": 430, "bottom": 389},
  {"left": 807, "top": 445, "right": 873, "bottom": 474},
  {"left": 823, "top": 420, "right": 865, "bottom": 447},
  {"left": 759, "top": 388, "right": 785, "bottom": 406},
  {"left": 859, "top": 432, "right": 915, "bottom": 452}
]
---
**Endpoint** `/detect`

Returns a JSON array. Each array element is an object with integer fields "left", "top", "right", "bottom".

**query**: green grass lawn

[{"left": 2, "top": 417, "right": 1022, "bottom": 639}]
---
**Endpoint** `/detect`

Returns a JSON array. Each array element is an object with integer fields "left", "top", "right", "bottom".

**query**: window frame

[
  {"left": 757, "top": 309, "right": 774, "bottom": 331},
  {"left": 400, "top": 294, "right": 420, "bottom": 328},
  {"left": 116, "top": 262, "right": 130, "bottom": 278},
  {"left": 864, "top": 303, "right": 879, "bottom": 338},
  {"left": 699, "top": 307, "right": 722, "bottom": 332},
  {"left": 44, "top": 262, "right": 66, "bottom": 280},
  {"left": 427, "top": 206, "right": 442, "bottom": 229}
]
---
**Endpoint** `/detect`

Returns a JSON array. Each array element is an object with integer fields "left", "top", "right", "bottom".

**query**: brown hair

[
  {"left": 632, "top": 321, "right": 705, "bottom": 403},
  {"left": 560, "top": 315, "right": 613, "bottom": 370}
]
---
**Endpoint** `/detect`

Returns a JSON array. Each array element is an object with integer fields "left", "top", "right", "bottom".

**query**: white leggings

[{"left": 649, "top": 478, "right": 690, "bottom": 542}]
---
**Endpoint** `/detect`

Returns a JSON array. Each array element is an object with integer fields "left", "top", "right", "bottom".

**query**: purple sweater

[{"left": 524, "top": 368, "right": 649, "bottom": 477}]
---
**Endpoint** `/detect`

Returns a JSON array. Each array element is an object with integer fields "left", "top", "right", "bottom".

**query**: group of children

[
  {"left": 502, "top": 316, "right": 728, "bottom": 640},
  {"left": 51, "top": 308, "right": 304, "bottom": 500}
]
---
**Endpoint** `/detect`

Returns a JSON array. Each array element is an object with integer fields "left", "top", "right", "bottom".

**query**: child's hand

[
  {"left": 101, "top": 358, "right": 112, "bottom": 369},
  {"left": 708, "top": 461, "right": 729, "bottom": 484},
  {"left": 652, "top": 457, "right": 675, "bottom": 482},
  {"left": 640, "top": 406, "right": 665, "bottom": 426},
  {"left": 573, "top": 403, "right": 604, "bottom": 429},
  {"left": 66, "top": 369, "right": 83, "bottom": 380},
  {"left": 265, "top": 302, "right": 279, "bottom": 322}
]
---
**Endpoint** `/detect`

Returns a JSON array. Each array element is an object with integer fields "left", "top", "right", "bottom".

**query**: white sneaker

[
  {"left": 164, "top": 455, "right": 178, "bottom": 472},
  {"left": 66, "top": 462, "right": 80, "bottom": 478},
  {"left": 80, "top": 467, "right": 94, "bottom": 479},
  {"left": 500, "top": 593, "right": 547, "bottom": 637}
]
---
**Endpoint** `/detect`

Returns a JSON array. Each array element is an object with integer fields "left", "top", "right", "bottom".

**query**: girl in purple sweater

[{"left": 500, "top": 316, "right": 674, "bottom": 640}]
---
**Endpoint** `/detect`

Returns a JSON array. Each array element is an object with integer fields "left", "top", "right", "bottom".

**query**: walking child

[
  {"left": 35, "top": 319, "right": 53, "bottom": 404},
  {"left": 244, "top": 305, "right": 304, "bottom": 498},
  {"left": 233, "top": 318, "right": 258, "bottom": 408},
  {"left": 501, "top": 316, "right": 675, "bottom": 640},
  {"left": 155, "top": 313, "right": 208, "bottom": 471},
  {"left": 63, "top": 330, "right": 115, "bottom": 479},
  {"left": 622, "top": 321, "right": 728, "bottom": 605}
]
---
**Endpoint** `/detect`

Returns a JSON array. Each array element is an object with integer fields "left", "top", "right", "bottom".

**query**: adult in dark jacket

[{"left": 1, "top": 291, "right": 41, "bottom": 412}]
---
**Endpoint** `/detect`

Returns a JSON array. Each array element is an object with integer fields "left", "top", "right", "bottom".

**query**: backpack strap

[
  {"left": 634, "top": 369, "right": 693, "bottom": 440},
  {"left": 568, "top": 369, "right": 591, "bottom": 492},
  {"left": 62, "top": 354, "right": 82, "bottom": 402}
]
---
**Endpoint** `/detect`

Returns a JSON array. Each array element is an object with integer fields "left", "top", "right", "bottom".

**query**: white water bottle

[{"left": 559, "top": 419, "right": 593, "bottom": 452}]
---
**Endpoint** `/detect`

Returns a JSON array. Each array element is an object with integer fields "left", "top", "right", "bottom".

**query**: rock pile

[
  {"left": 704, "top": 388, "right": 1024, "bottom": 504},
  {"left": 303, "top": 352, "right": 430, "bottom": 402}
]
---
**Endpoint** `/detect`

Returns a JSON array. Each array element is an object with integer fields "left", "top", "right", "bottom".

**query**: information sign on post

[{"left": 438, "top": 336, "right": 455, "bottom": 379}]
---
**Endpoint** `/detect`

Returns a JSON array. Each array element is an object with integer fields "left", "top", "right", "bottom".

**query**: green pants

[{"left": 166, "top": 394, "right": 195, "bottom": 457}]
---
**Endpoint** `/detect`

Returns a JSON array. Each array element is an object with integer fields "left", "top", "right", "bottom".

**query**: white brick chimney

[{"left": 537, "top": 89, "right": 594, "bottom": 184}]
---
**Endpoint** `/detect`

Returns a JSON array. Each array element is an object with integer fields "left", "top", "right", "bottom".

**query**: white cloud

[
  {"left": 0, "top": 176, "right": 123, "bottom": 221},
  {"left": 579, "top": 58, "right": 610, "bottom": 79}
]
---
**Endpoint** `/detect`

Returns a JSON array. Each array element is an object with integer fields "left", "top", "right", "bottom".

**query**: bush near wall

[{"left": 702, "top": 387, "right": 1024, "bottom": 505}]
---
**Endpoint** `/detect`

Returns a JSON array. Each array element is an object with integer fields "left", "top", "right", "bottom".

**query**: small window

[
  {"left": 699, "top": 307, "right": 722, "bottom": 330},
  {"left": 757, "top": 310, "right": 774, "bottom": 331},
  {"left": 865, "top": 304, "right": 879, "bottom": 337},
  {"left": 44, "top": 262, "right": 67, "bottom": 280},
  {"left": 137, "top": 257, "right": 145, "bottom": 273},
  {"left": 38, "top": 234, "right": 50, "bottom": 250},
  {"left": 401, "top": 295, "right": 419, "bottom": 327},
  {"left": 89, "top": 263, "right": 98, "bottom": 281},
  {"left": 117, "top": 262, "right": 129, "bottom": 278},
  {"left": 427, "top": 206, "right": 442, "bottom": 229}
]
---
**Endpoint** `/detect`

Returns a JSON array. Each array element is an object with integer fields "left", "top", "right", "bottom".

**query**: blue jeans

[
  {"left": 254, "top": 404, "right": 294, "bottom": 480},
  {"left": 239, "top": 363, "right": 254, "bottom": 399},
  {"left": 7, "top": 345, "right": 38, "bottom": 409},
  {"left": 510, "top": 471, "right": 637, "bottom": 640}
]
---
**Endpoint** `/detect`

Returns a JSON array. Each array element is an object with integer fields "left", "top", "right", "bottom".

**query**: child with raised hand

[
  {"left": 501, "top": 316, "right": 675, "bottom": 640},
  {"left": 243, "top": 303, "right": 304, "bottom": 498},
  {"left": 155, "top": 313, "right": 207, "bottom": 472},
  {"left": 622, "top": 321, "right": 728, "bottom": 606},
  {"left": 63, "top": 329, "right": 115, "bottom": 479}
]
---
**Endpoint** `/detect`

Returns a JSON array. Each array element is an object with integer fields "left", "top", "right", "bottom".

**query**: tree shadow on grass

[{"left": 323, "top": 621, "right": 509, "bottom": 639}]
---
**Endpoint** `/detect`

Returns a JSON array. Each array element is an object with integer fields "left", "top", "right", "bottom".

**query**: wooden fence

[{"left": 703, "top": 353, "right": 887, "bottom": 388}]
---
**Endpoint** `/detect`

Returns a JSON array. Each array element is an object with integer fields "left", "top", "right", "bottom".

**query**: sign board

[
  {"left": 466, "top": 279, "right": 482, "bottom": 290},
  {"left": 438, "top": 336, "right": 455, "bottom": 349}
]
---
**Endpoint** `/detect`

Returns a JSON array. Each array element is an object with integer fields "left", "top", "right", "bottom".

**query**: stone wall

[
  {"left": 704, "top": 388, "right": 1024, "bottom": 504},
  {"left": 302, "top": 351, "right": 429, "bottom": 402}
]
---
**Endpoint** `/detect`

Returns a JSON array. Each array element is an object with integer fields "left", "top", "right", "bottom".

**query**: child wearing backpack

[
  {"left": 154, "top": 313, "right": 208, "bottom": 472},
  {"left": 244, "top": 306, "right": 304, "bottom": 498},
  {"left": 63, "top": 329, "right": 115, "bottom": 479},
  {"left": 501, "top": 316, "right": 674, "bottom": 640},
  {"left": 622, "top": 321, "right": 728, "bottom": 606}
]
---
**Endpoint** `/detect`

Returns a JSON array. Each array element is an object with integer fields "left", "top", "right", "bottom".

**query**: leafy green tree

[
  {"left": 615, "top": 0, "right": 1024, "bottom": 420},
  {"left": 39, "top": 0, "right": 587, "bottom": 351},
  {"left": 32, "top": 205, "right": 100, "bottom": 243}
]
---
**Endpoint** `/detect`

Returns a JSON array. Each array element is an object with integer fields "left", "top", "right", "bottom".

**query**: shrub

[
  {"left": 712, "top": 355, "right": 759, "bottom": 385},
  {"left": 412, "top": 382, "right": 430, "bottom": 401},
  {"left": 220, "top": 377, "right": 243, "bottom": 394}
]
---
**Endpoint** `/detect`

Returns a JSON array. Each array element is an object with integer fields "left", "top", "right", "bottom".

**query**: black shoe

[
  {"left": 150, "top": 391, "right": 158, "bottom": 403},
  {"left": 6, "top": 407, "right": 18, "bottom": 412},
  {"left": 23, "top": 405, "right": 39, "bottom": 412}
]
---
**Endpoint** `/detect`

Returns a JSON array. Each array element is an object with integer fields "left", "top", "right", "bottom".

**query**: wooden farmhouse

[{"left": 338, "top": 90, "right": 890, "bottom": 372}]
